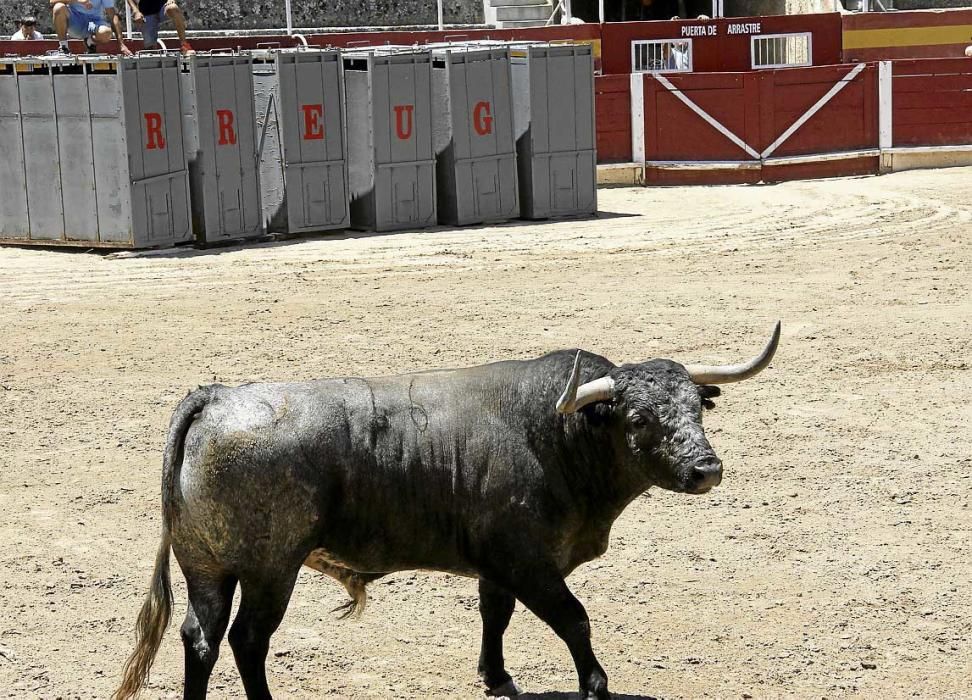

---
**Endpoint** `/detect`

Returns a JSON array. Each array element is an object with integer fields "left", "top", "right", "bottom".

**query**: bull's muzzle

[{"left": 687, "top": 458, "right": 723, "bottom": 494}]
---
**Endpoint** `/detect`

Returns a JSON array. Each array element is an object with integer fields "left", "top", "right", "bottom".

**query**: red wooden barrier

[
  {"left": 759, "top": 64, "right": 878, "bottom": 157},
  {"left": 891, "top": 58, "right": 972, "bottom": 147},
  {"left": 634, "top": 62, "right": 882, "bottom": 184},
  {"left": 595, "top": 75, "right": 632, "bottom": 163},
  {"left": 842, "top": 9, "right": 972, "bottom": 61},
  {"left": 643, "top": 72, "right": 758, "bottom": 161},
  {"left": 0, "top": 24, "right": 604, "bottom": 64},
  {"left": 601, "top": 15, "right": 842, "bottom": 75}
]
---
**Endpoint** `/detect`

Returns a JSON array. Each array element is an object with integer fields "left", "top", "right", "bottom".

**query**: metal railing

[{"left": 546, "top": 0, "right": 571, "bottom": 26}]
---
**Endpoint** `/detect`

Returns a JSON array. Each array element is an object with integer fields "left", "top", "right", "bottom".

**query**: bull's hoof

[
  {"left": 583, "top": 676, "right": 611, "bottom": 700},
  {"left": 485, "top": 679, "right": 522, "bottom": 697}
]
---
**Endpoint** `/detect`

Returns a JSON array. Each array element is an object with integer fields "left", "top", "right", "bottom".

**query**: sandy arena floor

[{"left": 1, "top": 167, "right": 970, "bottom": 699}]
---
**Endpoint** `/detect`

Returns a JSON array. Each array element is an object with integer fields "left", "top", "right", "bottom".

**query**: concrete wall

[
  {"left": 4, "top": 0, "right": 483, "bottom": 36},
  {"left": 893, "top": 0, "right": 972, "bottom": 9},
  {"left": 785, "top": 0, "right": 844, "bottom": 12}
]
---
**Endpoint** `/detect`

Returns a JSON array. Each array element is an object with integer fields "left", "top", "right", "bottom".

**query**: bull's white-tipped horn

[
  {"left": 684, "top": 321, "right": 781, "bottom": 385},
  {"left": 557, "top": 351, "right": 615, "bottom": 414}
]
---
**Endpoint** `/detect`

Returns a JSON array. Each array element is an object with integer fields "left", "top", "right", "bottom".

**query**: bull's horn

[
  {"left": 557, "top": 351, "right": 615, "bottom": 414},
  {"left": 684, "top": 321, "right": 781, "bottom": 385}
]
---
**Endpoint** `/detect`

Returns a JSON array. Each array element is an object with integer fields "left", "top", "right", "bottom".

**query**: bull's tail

[
  {"left": 114, "top": 387, "right": 214, "bottom": 700},
  {"left": 331, "top": 571, "right": 371, "bottom": 620}
]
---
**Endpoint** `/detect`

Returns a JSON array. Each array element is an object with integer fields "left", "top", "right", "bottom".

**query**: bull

[{"left": 114, "top": 322, "right": 780, "bottom": 700}]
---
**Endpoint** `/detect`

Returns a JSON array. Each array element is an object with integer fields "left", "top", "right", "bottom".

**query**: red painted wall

[
  {"left": 595, "top": 75, "right": 632, "bottom": 162},
  {"left": 601, "top": 14, "right": 842, "bottom": 75},
  {"left": 842, "top": 9, "right": 972, "bottom": 62},
  {"left": 892, "top": 58, "right": 972, "bottom": 147}
]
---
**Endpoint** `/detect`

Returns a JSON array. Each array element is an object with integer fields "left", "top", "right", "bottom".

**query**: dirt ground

[{"left": 1, "top": 167, "right": 970, "bottom": 699}]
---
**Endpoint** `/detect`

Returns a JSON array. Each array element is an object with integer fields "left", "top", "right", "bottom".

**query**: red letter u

[{"left": 393, "top": 104, "right": 414, "bottom": 140}]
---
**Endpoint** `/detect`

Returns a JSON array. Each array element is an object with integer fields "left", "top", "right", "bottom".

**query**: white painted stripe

[
  {"left": 630, "top": 72, "right": 646, "bottom": 163},
  {"left": 598, "top": 162, "right": 647, "bottom": 170},
  {"left": 885, "top": 144, "right": 972, "bottom": 154},
  {"left": 878, "top": 61, "right": 893, "bottom": 150},
  {"left": 760, "top": 63, "right": 867, "bottom": 159},
  {"left": 655, "top": 74, "right": 761, "bottom": 160},
  {"left": 645, "top": 160, "right": 761, "bottom": 170},
  {"left": 646, "top": 149, "right": 881, "bottom": 170}
]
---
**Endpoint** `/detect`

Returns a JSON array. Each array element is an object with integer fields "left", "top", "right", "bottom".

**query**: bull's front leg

[
  {"left": 478, "top": 578, "right": 520, "bottom": 696},
  {"left": 491, "top": 562, "right": 610, "bottom": 700}
]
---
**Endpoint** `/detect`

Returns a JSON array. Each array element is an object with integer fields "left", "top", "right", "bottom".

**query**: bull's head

[{"left": 556, "top": 322, "right": 780, "bottom": 494}]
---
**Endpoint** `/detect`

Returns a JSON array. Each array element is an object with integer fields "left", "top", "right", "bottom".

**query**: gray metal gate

[
  {"left": 253, "top": 49, "right": 349, "bottom": 235},
  {"left": 0, "top": 55, "right": 191, "bottom": 248},
  {"left": 430, "top": 44, "right": 518, "bottom": 226},
  {"left": 344, "top": 49, "right": 436, "bottom": 232},
  {"left": 509, "top": 44, "right": 597, "bottom": 220},
  {"left": 181, "top": 53, "right": 263, "bottom": 243}
]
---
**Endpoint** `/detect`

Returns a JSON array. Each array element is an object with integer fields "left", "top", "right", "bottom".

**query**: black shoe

[
  {"left": 85, "top": 38, "right": 98, "bottom": 54},
  {"left": 55, "top": 44, "right": 72, "bottom": 55}
]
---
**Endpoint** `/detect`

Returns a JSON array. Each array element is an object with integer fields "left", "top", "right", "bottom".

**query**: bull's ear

[{"left": 698, "top": 384, "right": 720, "bottom": 410}]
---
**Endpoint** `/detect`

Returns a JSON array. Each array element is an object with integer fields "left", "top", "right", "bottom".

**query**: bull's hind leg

[
  {"left": 478, "top": 578, "right": 520, "bottom": 697},
  {"left": 181, "top": 573, "right": 237, "bottom": 700},
  {"left": 228, "top": 566, "right": 301, "bottom": 700}
]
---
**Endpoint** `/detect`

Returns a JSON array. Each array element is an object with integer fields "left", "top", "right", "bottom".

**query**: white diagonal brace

[
  {"left": 655, "top": 73, "right": 761, "bottom": 160},
  {"left": 760, "top": 63, "right": 867, "bottom": 159}
]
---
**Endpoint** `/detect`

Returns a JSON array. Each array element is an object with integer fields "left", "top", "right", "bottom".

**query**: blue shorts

[
  {"left": 66, "top": 6, "right": 108, "bottom": 39},
  {"left": 142, "top": 7, "right": 171, "bottom": 47}
]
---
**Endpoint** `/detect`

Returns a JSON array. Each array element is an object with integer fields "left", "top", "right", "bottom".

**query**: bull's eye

[{"left": 630, "top": 413, "right": 647, "bottom": 427}]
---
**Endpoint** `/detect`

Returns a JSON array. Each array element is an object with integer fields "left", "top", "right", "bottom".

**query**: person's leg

[
  {"left": 164, "top": 1, "right": 188, "bottom": 43},
  {"left": 92, "top": 25, "right": 113, "bottom": 44},
  {"left": 57, "top": 5, "right": 93, "bottom": 52},
  {"left": 141, "top": 10, "right": 162, "bottom": 49},
  {"left": 52, "top": 3, "right": 70, "bottom": 41}
]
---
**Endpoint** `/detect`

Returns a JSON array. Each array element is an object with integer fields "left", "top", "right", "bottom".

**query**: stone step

[
  {"left": 494, "top": 18, "right": 553, "bottom": 27},
  {"left": 495, "top": 4, "right": 553, "bottom": 21},
  {"left": 489, "top": 0, "right": 550, "bottom": 6}
]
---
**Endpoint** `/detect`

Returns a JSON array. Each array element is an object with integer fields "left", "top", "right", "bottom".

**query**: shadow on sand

[{"left": 519, "top": 692, "right": 661, "bottom": 700}]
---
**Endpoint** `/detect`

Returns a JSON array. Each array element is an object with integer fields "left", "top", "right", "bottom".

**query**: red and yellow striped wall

[{"left": 842, "top": 8, "right": 972, "bottom": 61}]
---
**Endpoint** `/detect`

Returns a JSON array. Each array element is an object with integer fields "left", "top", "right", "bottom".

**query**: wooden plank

[
  {"left": 645, "top": 166, "right": 762, "bottom": 186},
  {"left": 762, "top": 155, "right": 878, "bottom": 182},
  {"left": 894, "top": 123, "right": 972, "bottom": 147},
  {"left": 895, "top": 108, "right": 972, "bottom": 126},
  {"left": 890, "top": 58, "right": 972, "bottom": 75},
  {"left": 893, "top": 75, "right": 972, "bottom": 92},
  {"left": 895, "top": 91, "right": 972, "bottom": 109},
  {"left": 664, "top": 73, "right": 746, "bottom": 91}
]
